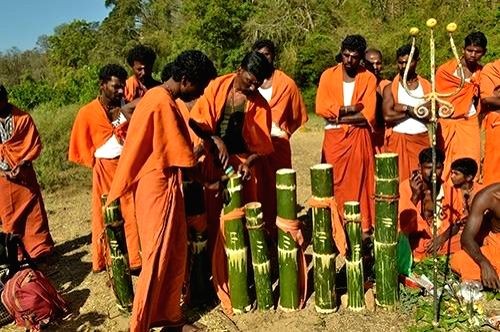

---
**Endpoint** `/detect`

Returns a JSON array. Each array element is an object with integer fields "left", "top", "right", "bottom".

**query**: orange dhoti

[
  {"left": 91, "top": 158, "right": 141, "bottom": 272},
  {"left": 436, "top": 59, "right": 482, "bottom": 181},
  {"left": 450, "top": 232, "right": 500, "bottom": 281},
  {"left": 482, "top": 114, "right": 500, "bottom": 185},
  {"left": 131, "top": 168, "right": 187, "bottom": 330},
  {"left": 384, "top": 130, "right": 430, "bottom": 181},
  {"left": 439, "top": 116, "right": 481, "bottom": 181},
  {"left": 480, "top": 60, "right": 500, "bottom": 184},
  {"left": 260, "top": 136, "right": 292, "bottom": 238},
  {"left": 321, "top": 127, "right": 375, "bottom": 232},
  {"left": 0, "top": 165, "right": 54, "bottom": 259}
]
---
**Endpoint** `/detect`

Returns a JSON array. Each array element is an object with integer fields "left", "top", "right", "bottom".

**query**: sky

[{"left": 0, "top": 0, "right": 111, "bottom": 52}]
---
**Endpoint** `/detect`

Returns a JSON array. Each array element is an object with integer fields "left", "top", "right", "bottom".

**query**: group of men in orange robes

[
  {"left": 2, "top": 26, "right": 498, "bottom": 330},
  {"left": 317, "top": 32, "right": 499, "bottom": 289},
  {"left": 65, "top": 36, "right": 310, "bottom": 329}
]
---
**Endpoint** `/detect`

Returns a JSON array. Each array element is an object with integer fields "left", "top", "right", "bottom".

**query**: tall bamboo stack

[
  {"left": 374, "top": 153, "right": 400, "bottom": 309},
  {"left": 224, "top": 174, "right": 252, "bottom": 313},
  {"left": 276, "top": 168, "right": 301, "bottom": 311},
  {"left": 344, "top": 201, "right": 365, "bottom": 311},
  {"left": 310, "top": 164, "right": 337, "bottom": 313},
  {"left": 100, "top": 195, "right": 134, "bottom": 313}
]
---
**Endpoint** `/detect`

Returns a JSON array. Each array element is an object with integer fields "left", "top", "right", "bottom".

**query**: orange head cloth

[
  {"left": 211, "top": 207, "right": 246, "bottom": 315},
  {"left": 275, "top": 215, "right": 308, "bottom": 309},
  {"left": 307, "top": 196, "right": 347, "bottom": 257}
]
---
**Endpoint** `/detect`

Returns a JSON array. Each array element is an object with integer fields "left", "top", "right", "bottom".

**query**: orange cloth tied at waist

[
  {"left": 212, "top": 207, "right": 246, "bottom": 314},
  {"left": 187, "top": 213, "right": 208, "bottom": 233},
  {"left": 275, "top": 215, "right": 308, "bottom": 309},
  {"left": 307, "top": 196, "right": 347, "bottom": 257}
]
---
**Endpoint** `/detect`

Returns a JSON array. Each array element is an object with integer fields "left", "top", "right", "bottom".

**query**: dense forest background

[
  {"left": 1, "top": 0, "right": 498, "bottom": 111},
  {"left": 0, "top": 0, "right": 497, "bottom": 190}
]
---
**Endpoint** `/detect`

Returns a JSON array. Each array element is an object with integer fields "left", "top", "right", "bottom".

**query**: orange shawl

[
  {"left": 189, "top": 73, "right": 273, "bottom": 156},
  {"left": 315, "top": 64, "right": 377, "bottom": 130},
  {"left": 378, "top": 79, "right": 391, "bottom": 95},
  {"left": 0, "top": 106, "right": 42, "bottom": 168},
  {"left": 436, "top": 59, "right": 482, "bottom": 118},
  {"left": 124, "top": 75, "right": 147, "bottom": 103},
  {"left": 107, "top": 87, "right": 195, "bottom": 204},
  {"left": 268, "top": 69, "right": 308, "bottom": 136},
  {"left": 68, "top": 99, "right": 125, "bottom": 168}
]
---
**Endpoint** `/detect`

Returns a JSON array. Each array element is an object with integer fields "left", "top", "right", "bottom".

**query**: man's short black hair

[
  {"left": 464, "top": 31, "right": 487, "bottom": 49},
  {"left": 451, "top": 157, "right": 478, "bottom": 178},
  {"left": 419, "top": 147, "right": 445, "bottom": 165},
  {"left": 171, "top": 50, "right": 217, "bottom": 89},
  {"left": 126, "top": 45, "right": 157, "bottom": 67},
  {"left": 396, "top": 44, "right": 419, "bottom": 60},
  {"left": 252, "top": 39, "right": 276, "bottom": 58},
  {"left": 161, "top": 62, "right": 174, "bottom": 83},
  {"left": 0, "top": 84, "right": 7, "bottom": 102},
  {"left": 240, "top": 51, "right": 274, "bottom": 82},
  {"left": 341, "top": 35, "right": 367, "bottom": 55},
  {"left": 99, "top": 64, "right": 128, "bottom": 84}
]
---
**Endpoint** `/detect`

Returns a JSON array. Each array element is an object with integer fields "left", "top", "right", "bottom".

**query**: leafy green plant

[{"left": 406, "top": 257, "right": 486, "bottom": 332}]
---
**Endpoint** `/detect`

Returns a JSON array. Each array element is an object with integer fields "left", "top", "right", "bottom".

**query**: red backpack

[{"left": 1, "top": 268, "right": 69, "bottom": 331}]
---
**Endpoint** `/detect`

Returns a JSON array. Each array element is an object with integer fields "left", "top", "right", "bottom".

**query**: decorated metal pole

[
  {"left": 345, "top": 201, "right": 365, "bottom": 311},
  {"left": 276, "top": 168, "right": 301, "bottom": 311},
  {"left": 100, "top": 195, "right": 134, "bottom": 313},
  {"left": 224, "top": 174, "right": 251, "bottom": 313},
  {"left": 310, "top": 164, "right": 337, "bottom": 313},
  {"left": 403, "top": 19, "right": 463, "bottom": 324},
  {"left": 245, "top": 202, "right": 273, "bottom": 310},
  {"left": 373, "top": 153, "right": 399, "bottom": 309}
]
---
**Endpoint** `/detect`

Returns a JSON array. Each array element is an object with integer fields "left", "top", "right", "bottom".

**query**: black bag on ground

[{"left": 0, "top": 232, "right": 22, "bottom": 327}]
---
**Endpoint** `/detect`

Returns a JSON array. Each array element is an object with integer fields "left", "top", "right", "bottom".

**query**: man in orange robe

[
  {"left": 0, "top": 84, "right": 54, "bottom": 259},
  {"left": 68, "top": 64, "right": 141, "bottom": 273},
  {"left": 383, "top": 45, "right": 432, "bottom": 181},
  {"left": 450, "top": 183, "right": 500, "bottom": 289},
  {"left": 399, "top": 149, "right": 482, "bottom": 262},
  {"left": 189, "top": 52, "right": 274, "bottom": 201},
  {"left": 479, "top": 59, "right": 500, "bottom": 185},
  {"left": 253, "top": 39, "right": 308, "bottom": 237},
  {"left": 124, "top": 45, "right": 161, "bottom": 103},
  {"left": 365, "top": 48, "right": 391, "bottom": 154},
  {"left": 316, "top": 35, "right": 377, "bottom": 233},
  {"left": 436, "top": 32, "right": 487, "bottom": 181},
  {"left": 189, "top": 51, "right": 274, "bottom": 313},
  {"left": 106, "top": 51, "right": 217, "bottom": 331},
  {"left": 168, "top": 63, "right": 219, "bottom": 305}
]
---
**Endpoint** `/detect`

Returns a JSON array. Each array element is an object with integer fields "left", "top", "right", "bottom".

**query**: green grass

[
  {"left": 301, "top": 113, "right": 325, "bottom": 132},
  {"left": 30, "top": 102, "right": 91, "bottom": 191}
]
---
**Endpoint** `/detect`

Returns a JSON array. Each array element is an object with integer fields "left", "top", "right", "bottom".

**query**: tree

[{"left": 46, "top": 20, "right": 99, "bottom": 68}]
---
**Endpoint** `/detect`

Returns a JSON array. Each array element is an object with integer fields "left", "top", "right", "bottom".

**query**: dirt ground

[{"left": 0, "top": 124, "right": 429, "bottom": 331}]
